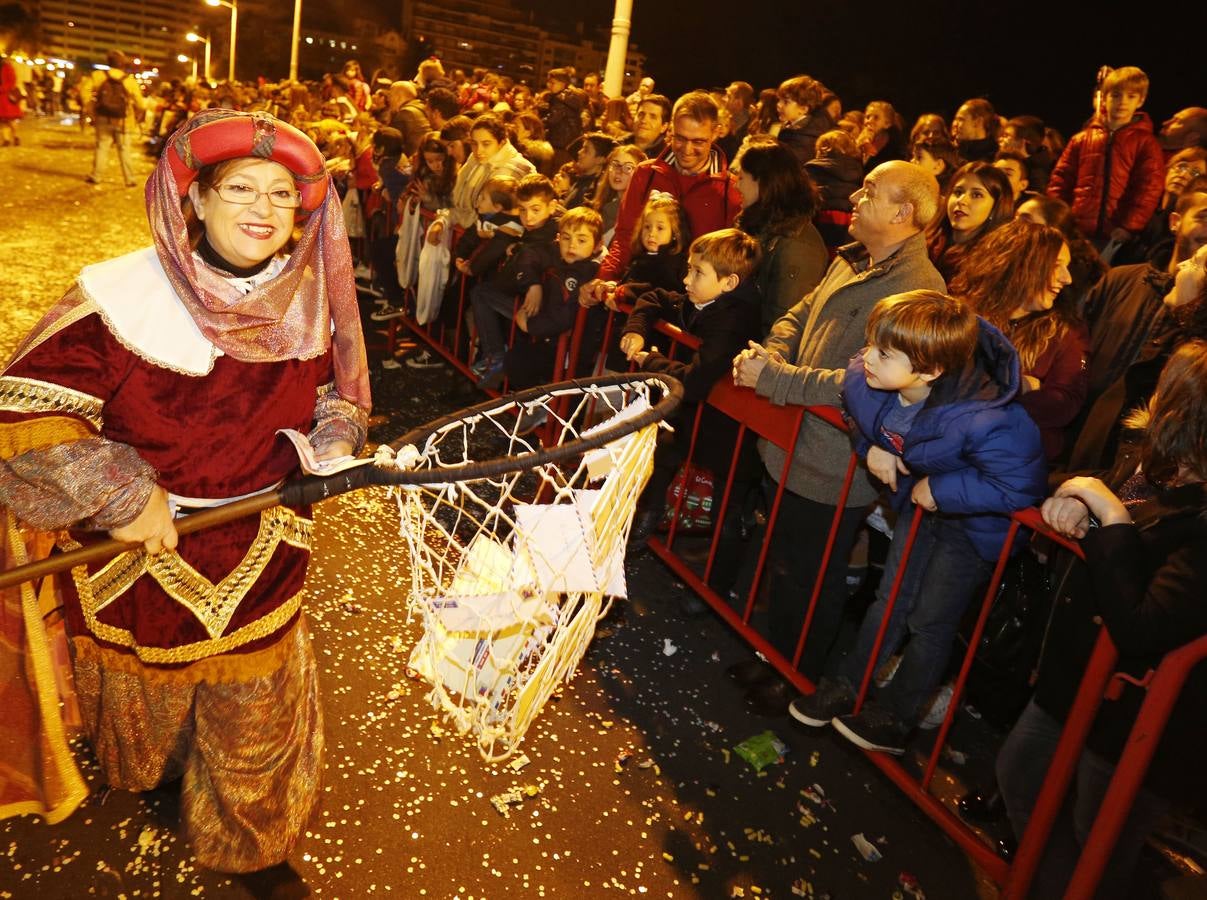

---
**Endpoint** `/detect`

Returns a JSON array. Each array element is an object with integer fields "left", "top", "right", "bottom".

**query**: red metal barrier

[{"left": 383, "top": 229, "right": 1207, "bottom": 898}]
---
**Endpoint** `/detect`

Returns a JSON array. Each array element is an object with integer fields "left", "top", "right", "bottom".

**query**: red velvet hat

[{"left": 165, "top": 109, "right": 328, "bottom": 212}]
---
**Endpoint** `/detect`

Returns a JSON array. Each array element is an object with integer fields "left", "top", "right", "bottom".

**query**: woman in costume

[{"left": 0, "top": 108, "right": 370, "bottom": 882}]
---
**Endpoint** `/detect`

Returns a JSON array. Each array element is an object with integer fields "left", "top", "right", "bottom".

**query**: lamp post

[
  {"left": 178, "top": 53, "right": 198, "bottom": 81},
  {"left": 289, "top": 0, "right": 302, "bottom": 81},
  {"left": 205, "top": 0, "right": 237, "bottom": 82},
  {"left": 186, "top": 32, "right": 211, "bottom": 84},
  {"left": 603, "top": 0, "right": 633, "bottom": 99}
]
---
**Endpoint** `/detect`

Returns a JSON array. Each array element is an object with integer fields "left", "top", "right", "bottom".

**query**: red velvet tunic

[{"left": 1, "top": 312, "right": 333, "bottom": 666}]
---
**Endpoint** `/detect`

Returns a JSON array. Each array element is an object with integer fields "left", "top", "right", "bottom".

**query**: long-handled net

[{"left": 376, "top": 375, "right": 677, "bottom": 761}]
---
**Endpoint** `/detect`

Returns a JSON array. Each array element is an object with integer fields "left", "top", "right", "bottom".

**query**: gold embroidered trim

[
  {"left": 0, "top": 377, "right": 104, "bottom": 430},
  {"left": 70, "top": 617, "right": 306, "bottom": 684},
  {"left": 68, "top": 593, "right": 306, "bottom": 670},
  {"left": 5, "top": 295, "right": 99, "bottom": 370},
  {"left": 69, "top": 507, "right": 312, "bottom": 663}
]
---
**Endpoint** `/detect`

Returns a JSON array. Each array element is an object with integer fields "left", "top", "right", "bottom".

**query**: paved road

[{"left": 0, "top": 117, "right": 988, "bottom": 900}]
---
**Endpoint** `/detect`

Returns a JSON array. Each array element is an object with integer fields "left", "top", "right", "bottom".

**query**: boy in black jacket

[
  {"left": 471, "top": 174, "right": 562, "bottom": 388},
  {"left": 621, "top": 228, "right": 763, "bottom": 539},
  {"left": 505, "top": 207, "right": 604, "bottom": 429}
]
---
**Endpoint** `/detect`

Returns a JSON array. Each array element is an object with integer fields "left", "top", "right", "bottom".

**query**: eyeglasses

[
  {"left": 607, "top": 161, "right": 636, "bottom": 175},
  {"left": 1171, "top": 161, "right": 1206, "bottom": 177},
  {"left": 210, "top": 182, "right": 302, "bottom": 209}
]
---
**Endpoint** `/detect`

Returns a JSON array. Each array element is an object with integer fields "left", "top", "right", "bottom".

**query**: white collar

[{"left": 77, "top": 247, "right": 221, "bottom": 376}]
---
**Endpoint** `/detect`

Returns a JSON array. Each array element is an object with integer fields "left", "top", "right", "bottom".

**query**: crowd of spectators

[{"left": 10, "top": 49, "right": 1207, "bottom": 896}]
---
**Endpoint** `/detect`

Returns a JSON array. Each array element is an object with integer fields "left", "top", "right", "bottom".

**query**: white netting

[{"left": 379, "top": 379, "right": 666, "bottom": 761}]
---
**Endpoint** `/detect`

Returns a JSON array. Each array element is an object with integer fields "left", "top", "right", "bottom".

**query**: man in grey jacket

[{"left": 731, "top": 160, "right": 945, "bottom": 713}]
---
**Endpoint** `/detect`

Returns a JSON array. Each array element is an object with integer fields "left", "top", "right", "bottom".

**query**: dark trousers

[
  {"left": 996, "top": 699, "right": 1170, "bottom": 899},
  {"left": 763, "top": 485, "right": 866, "bottom": 680},
  {"left": 837, "top": 513, "right": 993, "bottom": 725}
]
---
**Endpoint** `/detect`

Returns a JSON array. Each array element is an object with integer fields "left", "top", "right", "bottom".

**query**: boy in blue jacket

[{"left": 791, "top": 290, "right": 1047, "bottom": 755}]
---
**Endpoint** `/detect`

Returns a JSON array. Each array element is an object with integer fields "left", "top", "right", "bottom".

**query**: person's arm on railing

[
  {"left": 1054, "top": 477, "right": 1207, "bottom": 656},
  {"left": 927, "top": 416, "right": 1048, "bottom": 515}
]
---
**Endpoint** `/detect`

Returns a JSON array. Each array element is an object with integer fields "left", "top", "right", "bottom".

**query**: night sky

[{"left": 525, "top": 0, "right": 1205, "bottom": 139}]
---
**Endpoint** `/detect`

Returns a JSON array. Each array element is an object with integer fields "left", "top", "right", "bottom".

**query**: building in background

[{"left": 403, "top": 0, "right": 644, "bottom": 90}]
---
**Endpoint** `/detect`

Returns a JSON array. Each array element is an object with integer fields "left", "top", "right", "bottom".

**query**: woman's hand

[
  {"left": 1021, "top": 374, "right": 1041, "bottom": 394},
  {"left": 1041, "top": 495, "right": 1093, "bottom": 539},
  {"left": 580, "top": 279, "right": 607, "bottom": 307},
  {"left": 426, "top": 220, "right": 445, "bottom": 245},
  {"left": 110, "top": 486, "right": 178, "bottom": 556},
  {"left": 1053, "top": 476, "right": 1132, "bottom": 528},
  {"left": 619, "top": 332, "right": 645, "bottom": 360},
  {"left": 314, "top": 439, "right": 355, "bottom": 462},
  {"left": 867, "top": 445, "right": 910, "bottom": 491}
]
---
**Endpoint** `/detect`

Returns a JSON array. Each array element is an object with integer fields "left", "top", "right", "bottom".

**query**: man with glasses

[
  {"left": 588, "top": 91, "right": 742, "bottom": 291},
  {"left": 1115, "top": 149, "right": 1207, "bottom": 265}
]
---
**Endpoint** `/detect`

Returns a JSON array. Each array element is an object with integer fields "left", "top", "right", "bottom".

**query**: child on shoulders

[{"left": 790, "top": 291, "right": 1047, "bottom": 755}]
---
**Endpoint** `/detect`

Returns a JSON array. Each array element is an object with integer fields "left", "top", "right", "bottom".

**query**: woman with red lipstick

[
  {"left": 952, "top": 218, "right": 1089, "bottom": 460},
  {"left": 925, "top": 160, "right": 1014, "bottom": 282},
  {"left": 0, "top": 109, "right": 369, "bottom": 893}
]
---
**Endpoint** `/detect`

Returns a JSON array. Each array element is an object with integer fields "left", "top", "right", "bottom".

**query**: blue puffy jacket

[{"left": 841, "top": 318, "right": 1048, "bottom": 560}]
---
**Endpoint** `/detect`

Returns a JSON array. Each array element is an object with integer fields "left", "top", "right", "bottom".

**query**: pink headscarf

[{"left": 148, "top": 109, "right": 371, "bottom": 413}]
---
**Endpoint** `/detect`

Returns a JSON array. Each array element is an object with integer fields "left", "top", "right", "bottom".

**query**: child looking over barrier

[
  {"left": 504, "top": 207, "right": 605, "bottom": 428},
  {"left": 470, "top": 173, "right": 562, "bottom": 389},
  {"left": 622, "top": 228, "right": 764, "bottom": 541},
  {"left": 790, "top": 290, "right": 1047, "bottom": 756}
]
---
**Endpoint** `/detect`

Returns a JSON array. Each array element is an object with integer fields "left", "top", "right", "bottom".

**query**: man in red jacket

[
  {"left": 1047, "top": 65, "right": 1165, "bottom": 249},
  {"left": 585, "top": 91, "right": 743, "bottom": 297}
]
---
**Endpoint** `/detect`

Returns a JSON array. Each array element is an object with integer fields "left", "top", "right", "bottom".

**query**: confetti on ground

[
  {"left": 852, "top": 832, "right": 883, "bottom": 862},
  {"left": 662, "top": 638, "right": 678, "bottom": 656}
]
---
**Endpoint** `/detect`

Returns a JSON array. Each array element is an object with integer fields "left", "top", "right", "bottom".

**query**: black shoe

[
  {"left": 788, "top": 676, "right": 857, "bottom": 728},
  {"left": 831, "top": 703, "right": 908, "bottom": 755},
  {"left": 725, "top": 658, "right": 777, "bottom": 687},
  {"left": 744, "top": 677, "right": 796, "bottom": 717},
  {"left": 957, "top": 789, "right": 1007, "bottom": 827},
  {"left": 628, "top": 508, "right": 661, "bottom": 546}
]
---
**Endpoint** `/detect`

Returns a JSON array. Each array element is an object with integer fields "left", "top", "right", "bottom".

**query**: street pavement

[{"left": 0, "top": 117, "right": 991, "bottom": 900}]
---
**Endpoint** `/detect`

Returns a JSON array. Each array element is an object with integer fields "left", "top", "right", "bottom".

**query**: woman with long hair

[
  {"left": 591, "top": 143, "right": 647, "bottom": 247},
  {"left": 952, "top": 219, "right": 1088, "bottom": 460},
  {"left": 734, "top": 140, "right": 828, "bottom": 331},
  {"left": 1015, "top": 193, "right": 1106, "bottom": 310},
  {"left": 926, "top": 160, "right": 1014, "bottom": 282},
  {"left": 997, "top": 340, "right": 1207, "bottom": 899}
]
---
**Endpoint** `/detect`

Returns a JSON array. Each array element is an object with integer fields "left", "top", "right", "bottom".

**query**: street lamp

[
  {"left": 177, "top": 52, "right": 198, "bottom": 81},
  {"left": 186, "top": 31, "right": 211, "bottom": 84},
  {"left": 289, "top": 0, "right": 302, "bottom": 82},
  {"left": 205, "top": 0, "right": 237, "bottom": 83}
]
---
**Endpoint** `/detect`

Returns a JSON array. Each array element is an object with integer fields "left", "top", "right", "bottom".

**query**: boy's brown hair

[
  {"left": 480, "top": 175, "right": 519, "bottom": 210},
  {"left": 1101, "top": 65, "right": 1149, "bottom": 101},
  {"left": 559, "top": 207, "right": 604, "bottom": 245},
  {"left": 688, "top": 228, "right": 762, "bottom": 281},
  {"left": 816, "top": 129, "right": 858, "bottom": 159},
  {"left": 516, "top": 173, "right": 557, "bottom": 203},
  {"left": 866, "top": 290, "right": 978, "bottom": 377}
]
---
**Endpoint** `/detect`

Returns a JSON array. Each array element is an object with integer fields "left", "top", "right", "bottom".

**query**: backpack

[{"left": 94, "top": 76, "right": 128, "bottom": 119}]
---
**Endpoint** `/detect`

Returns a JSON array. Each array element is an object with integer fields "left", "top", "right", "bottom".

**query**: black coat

[
  {"left": 622, "top": 279, "right": 762, "bottom": 477},
  {"left": 1033, "top": 465, "right": 1207, "bottom": 802}
]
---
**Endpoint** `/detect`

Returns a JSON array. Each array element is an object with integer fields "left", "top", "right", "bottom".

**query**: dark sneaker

[
  {"left": 405, "top": 349, "right": 444, "bottom": 369},
  {"left": 744, "top": 677, "right": 796, "bottom": 717},
  {"left": 831, "top": 704, "right": 908, "bottom": 755},
  {"left": 370, "top": 304, "right": 405, "bottom": 321},
  {"left": 469, "top": 353, "right": 499, "bottom": 377},
  {"left": 475, "top": 357, "right": 506, "bottom": 390},
  {"left": 788, "top": 676, "right": 857, "bottom": 727}
]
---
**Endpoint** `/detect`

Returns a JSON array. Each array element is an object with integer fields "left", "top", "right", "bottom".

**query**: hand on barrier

[
  {"left": 580, "top": 278, "right": 610, "bottom": 307},
  {"left": 732, "top": 341, "right": 774, "bottom": 388},
  {"left": 110, "top": 485, "right": 178, "bottom": 556},
  {"left": 455, "top": 258, "right": 471, "bottom": 275},
  {"left": 620, "top": 332, "right": 645, "bottom": 360},
  {"left": 911, "top": 476, "right": 938, "bottom": 512},
  {"left": 868, "top": 445, "right": 910, "bottom": 491},
  {"left": 1049, "top": 476, "right": 1132, "bottom": 532}
]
